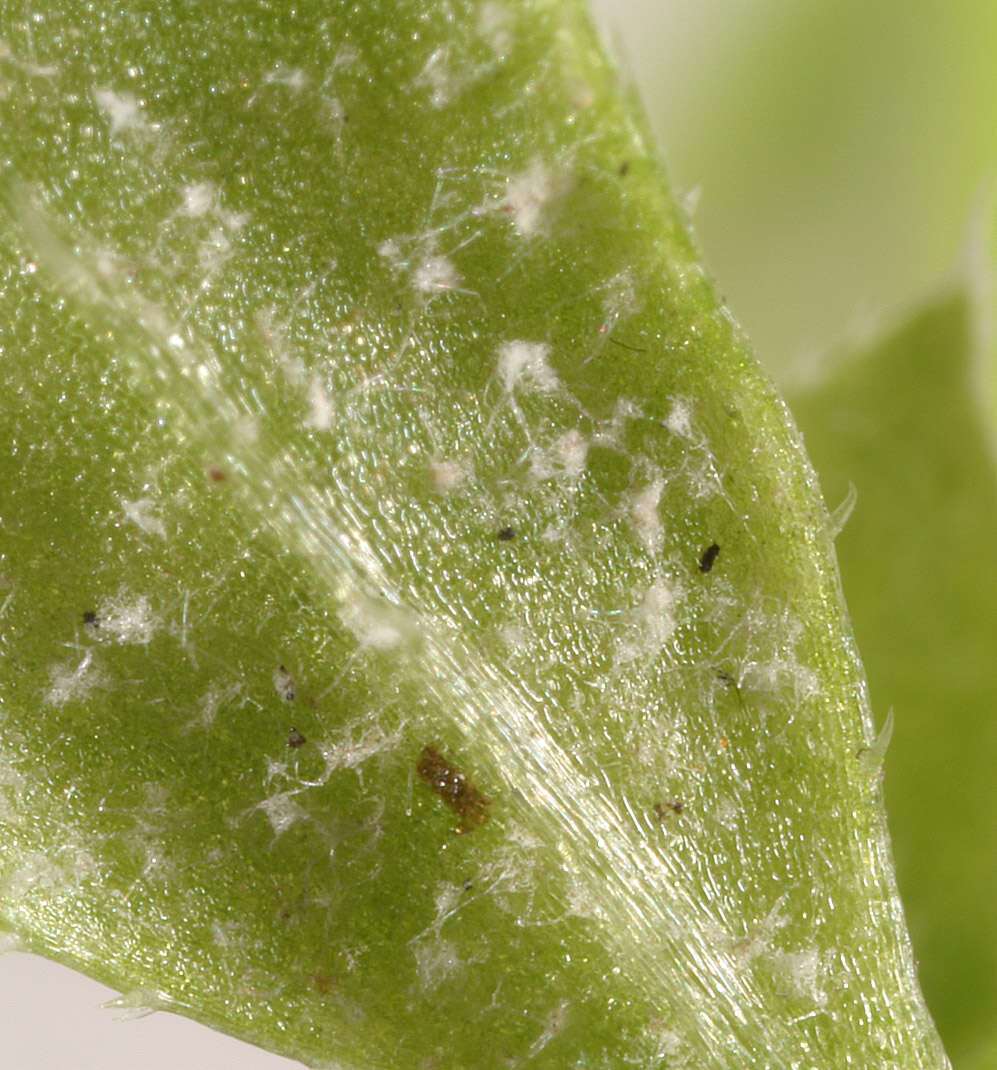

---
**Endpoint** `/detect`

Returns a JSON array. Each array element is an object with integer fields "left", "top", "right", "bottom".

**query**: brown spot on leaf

[{"left": 417, "top": 745, "right": 490, "bottom": 833}]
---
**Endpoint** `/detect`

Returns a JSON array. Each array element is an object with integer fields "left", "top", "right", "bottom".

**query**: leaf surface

[{"left": 0, "top": 2, "right": 946, "bottom": 1066}]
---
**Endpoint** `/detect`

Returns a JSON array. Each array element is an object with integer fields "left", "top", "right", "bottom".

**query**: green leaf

[
  {"left": 790, "top": 290, "right": 997, "bottom": 1069},
  {"left": 0, "top": 2, "right": 946, "bottom": 1066}
]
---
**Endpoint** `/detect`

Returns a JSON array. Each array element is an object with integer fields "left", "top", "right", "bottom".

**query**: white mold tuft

[
  {"left": 180, "top": 181, "right": 217, "bottom": 218},
  {"left": 45, "top": 651, "right": 103, "bottom": 707},
  {"left": 617, "top": 578, "right": 679, "bottom": 664},
  {"left": 497, "top": 340, "right": 559, "bottom": 394},
  {"left": 664, "top": 398, "right": 693, "bottom": 438},
  {"left": 304, "top": 375, "right": 334, "bottom": 431},
  {"left": 121, "top": 497, "right": 167, "bottom": 539},
  {"left": 429, "top": 458, "right": 467, "bottom": 493},
  {"left": 628, "top": 477, "right": 664, "bottom": 554},
  {"left": 552, "top": 429, "right": 588, "bottom": 480},
  {"left": 500, "top": 159, "right": 556, "bottom": 236},
  {"left": 98, "top": 591, "right": 159, "bottom": 645},
  {"left": 93, "top": 88, "right": 157, "bottom": 135},
  {"left": 259, "top": 791, "right": 307, "bottom": 835},
  {"left": 413, "top": 253, "right": 460, "bottom": 295}
]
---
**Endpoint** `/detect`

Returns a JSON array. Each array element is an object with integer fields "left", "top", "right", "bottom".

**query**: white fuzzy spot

[
  {"left": 45, "top": 651, "right": 102, "bottom": 707},
  {"left": 552, "top": 429, "right": 588, "bottom": 480},
  {"left": 259, "top": 791, "right": 307, "bottom": 835},
  {"left": 187, "top": 681, "right": 243, "bottom": 730},
  {"left": 414, "top": 47, "right": 453, "bottom": 108},
  {"left": 629, "top": 477, "right": 664, "bottom": 554},
  {"left": 180, "top": 181, "right": 216, "bottom": 218},
  {"left": 93, "top": 88, "right": 155, "bottom": 135},
  {"left": 261, "top": 65, "right": 309, "bottom": 93},
  {"left": 413, "top": 253, "right": 460, "bottom": 294},
  {"left": 412, "top": 937, "right": 461, "bottom": 989},
  {"left": 304, "top": 376, "right": 334, "bottom": 430},
  {"left": 339, "top": 594, "right": 413, "bottom": 650},
  {"left": 3, "top": 851, "right": 64, "bottom": 899},
  {"left": 497, "top": 340, "right": 559, "bottom": 393},
  {"left": 122, "top": 498, "right": 167, "bottom": 539},
  {"left": 429, "top": 458, "right": 466, "bottom": 493},
  {"left": 98, "top": 591, "right": 159, "bottom": 645},
  {"left": 318, "top": 721, "right": 401, "bottom": 779},
  {"left": 772, "top": 948, "right": 826, "bottom": 1005},
  {"left": 377, "top": 238, "right": 403, "bottom": 270},
  {"left": 273, "top": 664, "right": 297, "bottom": 702},
  {"left": 478, "top": 2, "right": 512, "bottom": 54},
  {"left": 500, "top": 159, "right": 555, "bottom": 236},
  {"left": 617, "top": 578, "right": 678, "bottom": 664},
  {"left": 664, "top": 399, "right": 693, "bottom": 438}
]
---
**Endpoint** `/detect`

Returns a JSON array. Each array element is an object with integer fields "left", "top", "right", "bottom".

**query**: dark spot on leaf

[
  {"left": 287, "top": 727, "right": 306, "bottom": 749},
  {"left": 618, "top": 160, "right": 630, "bottom": 177},
  {"left": 417, "top": 745, "right": 490, "bottom": 833},
  {"left": 208, "top": 467, "right": 227, "bottom": 483},
  {"left": 608, "top": 336, "right": 647, "bottom": 354},
  {"left": 496, "top": 526, "right": 516, "bottom": 542},
  {"left": 653, "top": 799, "right": 683, "bottom": 821},
  {"left": 82, "top": 610, "right": 99, "bottom": 626},
  {"left": 698, "top": 543, "right": 720, "bottom": 573}
]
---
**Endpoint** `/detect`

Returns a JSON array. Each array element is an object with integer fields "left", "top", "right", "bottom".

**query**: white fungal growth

[
  {"left": 552, "top": 429, "right": 588, "bottom": 480},
  {"left": 318, "top": 720, "right": 400, "bottom": 777},
  {"left": 413, "top": 253, "right": 460, "bottom": 294},
  {"left": 259, "top": 791, "right": 307, "bottom": 835},
  {"left": 500, "top": 159, "right": 557, "bottom": 236},
  {"left": 664, "top": 398, "right": 693, "bottom": 438},
  {"left": 771, "top": 948, "right": 826, "bottom": 1005},
  {"left": 497, "top": 340, "right": 559, "bottom": 394},
  {"left": 376, "top": 237, "right": 403, "bottom": 270},
  {"left": 628, "top": 477, "right": 665, "bottom": 554},
  {"left": 44, "top": 651, "right": 102, "bottom": 707},
  {"left": 617, "top": 578, "right": 679, "bottom": 664},
  {"left": 414, "top": 46, "right": 454, "bottom": 108},
  {"left": 339, "top": 593, "right": 413, "bottom": 651},
  {"left": 478, "top": 1, "right": 512, "bottom": 54},
  {"left": 93, "top": 87, "right": 156, "bottom": 135},
  {"left": 412, "top": 937, "right": 462, "bottom": 990},
  {"left": 428, "top": 458, "right": 467, "bottom": 493},
  {"left": 121, "top": 497, "right": 167, "bottom": 539},
  {"left": 180, "top": 181, "right": 217, "bottom": 218},
  {"left": 97, "top": 591, "right": 159, "bottom": 645},
  {"left": 189, "top": 681, "right": 244, "bottom": 730},
  {"left": 304, "top": 375, "right": 334, "bottom": 430}
]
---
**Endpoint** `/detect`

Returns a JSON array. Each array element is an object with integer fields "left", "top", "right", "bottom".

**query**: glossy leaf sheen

[{"left": 0, "top": 2, "right": 946, "bottom": 1067}]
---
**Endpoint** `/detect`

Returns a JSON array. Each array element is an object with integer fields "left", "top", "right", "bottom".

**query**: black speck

[
  {"left": 618, "top": 160, "right": 630, "bottom": 177},
  {"left": 497, "top": 526, "right": 516, "bottom": 542},
  {"left": 462, "top": 878, "right": 474, "bottom": 891},
  {"left": 698, "top": 543, "right": 720, "bottom": 573},
  {"left": 82, "top": 610, "right": 99, "bottom": 626},
  {"left": 287, "top": 727, "right": 306, "bottom": 749}
]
